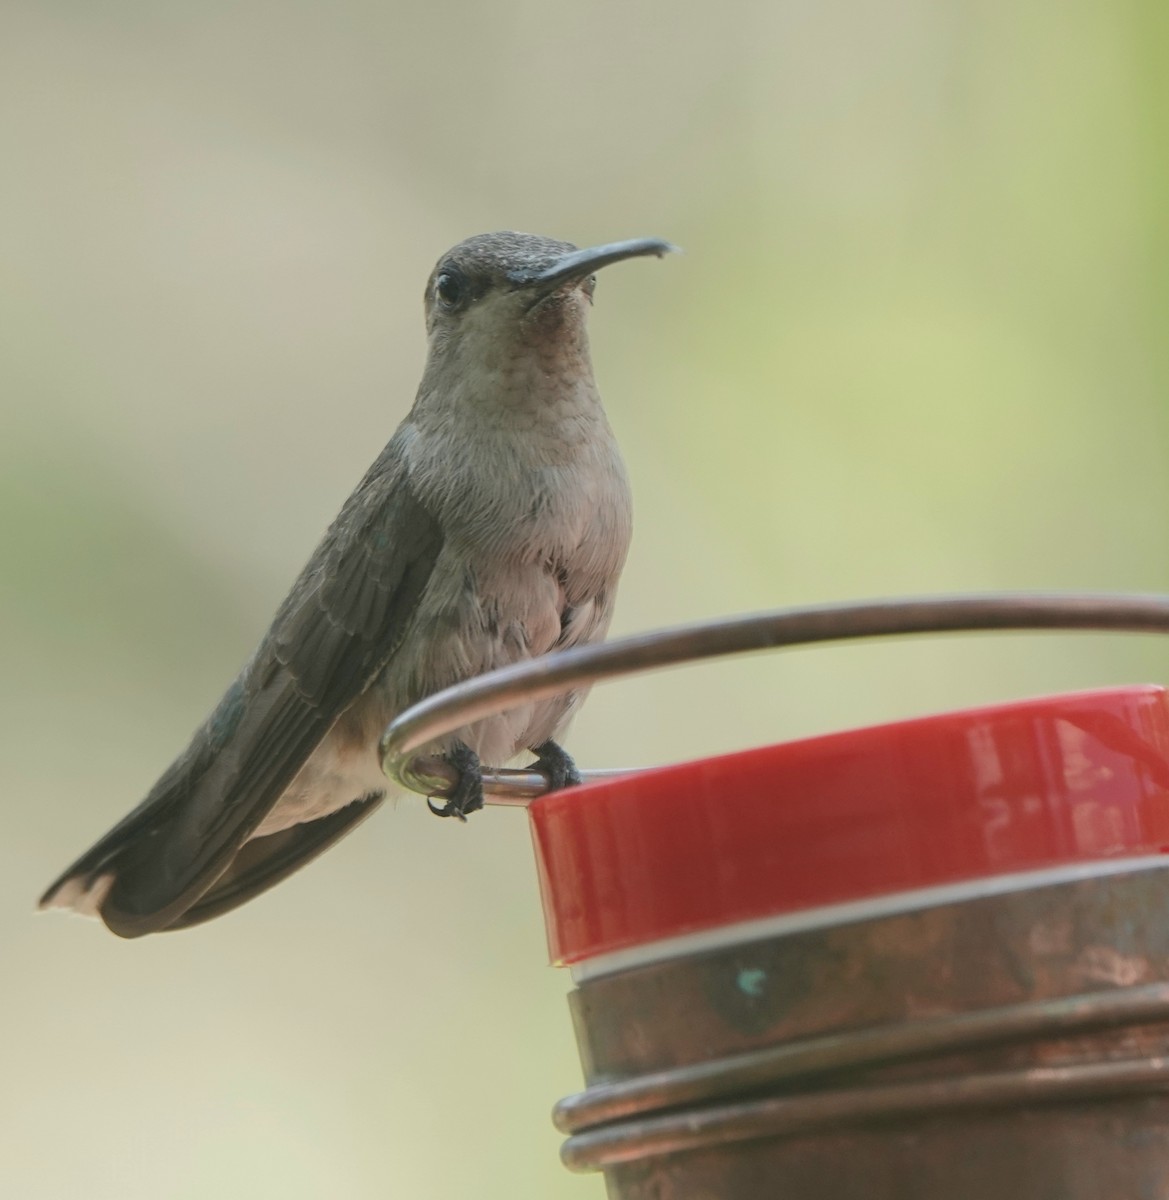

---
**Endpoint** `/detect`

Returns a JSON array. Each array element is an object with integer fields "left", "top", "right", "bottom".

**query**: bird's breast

[
  {"left": 371, "top": 417, "right": 631, "bottom": 743},
  {"left": 414, "top": 406, "right": 630, "bottom": 568}
]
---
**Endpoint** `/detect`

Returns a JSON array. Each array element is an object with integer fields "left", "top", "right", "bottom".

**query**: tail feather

[
  {"left": 38, "top": 766, "right": 189, "bottom": 918},
  {"left": 39, "top": 871, "right": 116, "bottom": 918}
]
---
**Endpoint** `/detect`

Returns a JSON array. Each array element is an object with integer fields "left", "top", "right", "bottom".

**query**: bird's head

[{"left": 420, "top": 232, "right": 675, "bottom": 384}]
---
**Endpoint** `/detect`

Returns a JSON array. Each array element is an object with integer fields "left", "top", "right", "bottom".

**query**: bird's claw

[
  {"left": 530, "top": 740, "right": 583, "bottom": 792},
  {"left": 427, "top": 742, "right": 484, "bottom": 821}
]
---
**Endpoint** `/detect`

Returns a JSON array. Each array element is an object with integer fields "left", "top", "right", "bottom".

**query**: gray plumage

[{"left": 40, "top": 231, "right": 673, "bottom": 937}]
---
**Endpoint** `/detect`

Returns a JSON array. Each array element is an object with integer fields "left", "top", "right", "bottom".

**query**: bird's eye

[{"left": 435, "top": 271, "right": 466, "bottom": 308}]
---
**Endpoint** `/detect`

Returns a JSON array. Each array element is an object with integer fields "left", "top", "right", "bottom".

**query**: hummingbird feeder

[{"left": 382, "top": 591, "right": 1169, "bottom": 1200}]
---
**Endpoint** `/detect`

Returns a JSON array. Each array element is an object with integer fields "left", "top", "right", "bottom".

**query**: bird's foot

[
  {"left": 529, "top": 740, "right": 584, "bottom": 792},
  {"left": 427, "top": 742, "right": 484, "bottom": 821}
]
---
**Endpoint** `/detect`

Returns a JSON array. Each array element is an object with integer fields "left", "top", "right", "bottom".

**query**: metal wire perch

[{"left": 379, "top": 592, "right": 1169, "bottom": 806}]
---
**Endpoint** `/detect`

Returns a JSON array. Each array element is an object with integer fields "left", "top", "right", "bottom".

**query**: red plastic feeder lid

[{"left": 529, "top": 686, "right": 1169, "bottom": 966}]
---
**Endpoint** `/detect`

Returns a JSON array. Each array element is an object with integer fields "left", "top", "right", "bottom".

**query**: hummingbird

[{"left": 40, "top": 231, "right": 675, "bottom": 937}]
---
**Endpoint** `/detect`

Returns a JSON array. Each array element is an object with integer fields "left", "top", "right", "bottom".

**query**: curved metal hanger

[{"left": 379, "top": 592, "right": 1169, "bottom": 806}]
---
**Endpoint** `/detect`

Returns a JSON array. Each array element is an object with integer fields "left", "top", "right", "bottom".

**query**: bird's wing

[
  {"left": 40, "top": 433, "right": 443, "bottom": 936},
  {"left": 163, "top": 793, "right": 386, "bottom": 929}
]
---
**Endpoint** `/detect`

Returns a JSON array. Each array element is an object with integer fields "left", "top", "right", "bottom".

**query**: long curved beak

[{"left": 510, "top": 237, "right": 679, "bottom": 292}]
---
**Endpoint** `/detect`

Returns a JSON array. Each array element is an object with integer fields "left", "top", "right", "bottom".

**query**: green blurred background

[{"left": 4, "top": 2, "right": 1169, "bottom": 1197}]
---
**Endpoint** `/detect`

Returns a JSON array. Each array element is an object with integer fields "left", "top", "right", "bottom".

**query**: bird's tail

[{"left": 38, "top": 770, "right": 187, "bottom": 919}]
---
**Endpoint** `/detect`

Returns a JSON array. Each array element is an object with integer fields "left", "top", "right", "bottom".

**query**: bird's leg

[
  {"left": 427, "top": 741, "right": 484, "bottom": 821},
  {"left": 529, "top": 740, "right": 584, "bottom": 792}
]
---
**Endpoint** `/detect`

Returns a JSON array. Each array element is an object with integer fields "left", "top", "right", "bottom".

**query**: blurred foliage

[{"left": 3, "top": 1, "right": 1168, "bottom": 1197}]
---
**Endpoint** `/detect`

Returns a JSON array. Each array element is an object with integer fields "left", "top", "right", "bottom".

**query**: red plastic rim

[{"left": 529, "top": 686, "right": 1169, "bottom": 965}]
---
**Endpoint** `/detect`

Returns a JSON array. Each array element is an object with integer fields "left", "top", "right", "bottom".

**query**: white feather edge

[{"left": 38, "top": 873, "right": 115, "bottom": 918}]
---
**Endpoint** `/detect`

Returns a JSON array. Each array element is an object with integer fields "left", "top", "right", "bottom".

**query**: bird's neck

[{"left": 413, "top": 336, "right": 606, "bottom": 445}]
